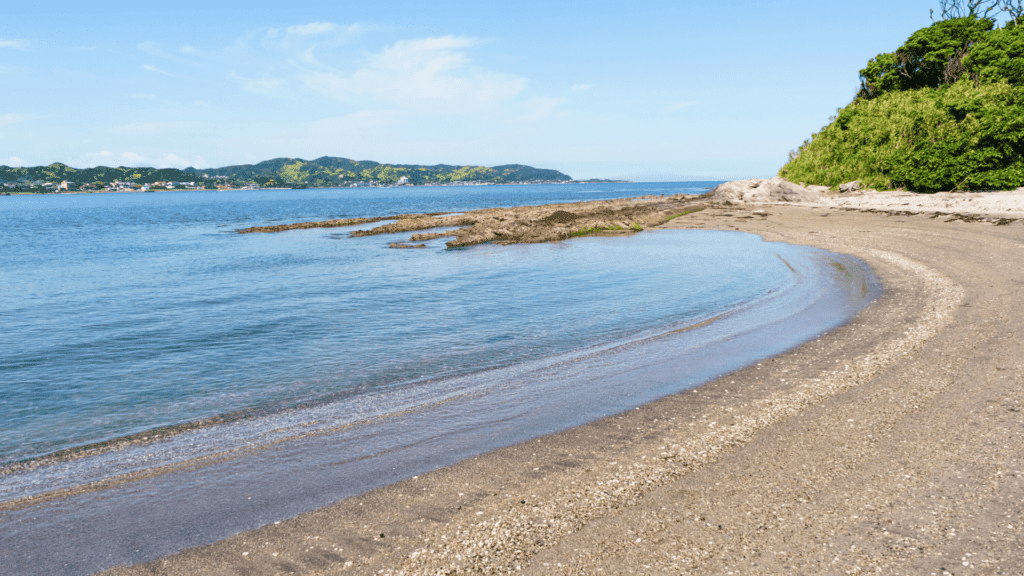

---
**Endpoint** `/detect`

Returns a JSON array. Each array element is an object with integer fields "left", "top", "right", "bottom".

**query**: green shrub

[
  {"left": 782, "top": 15, "right": 1024, "bottom": 192},
  {"left": 963, "top": 23, "right": 1024, "bottom": 84},
  {"left": 781, "top": 81, "right": 1024, "bottom": 192},
  {"left": 859, "top": 16, "right": 993, "bottom": 98}
]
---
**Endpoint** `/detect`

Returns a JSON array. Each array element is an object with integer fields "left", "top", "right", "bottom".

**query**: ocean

[{"left": 0, "top": 182, "right": 879, "bottom": 575}]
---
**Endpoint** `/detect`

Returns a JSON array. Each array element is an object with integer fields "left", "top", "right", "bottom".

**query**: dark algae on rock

[
  {"left": 238, "top": 196, "right": 709, "bottom": 249},
  {"left": 781, "top": 11, "right": 1024, "bottom": 192}
]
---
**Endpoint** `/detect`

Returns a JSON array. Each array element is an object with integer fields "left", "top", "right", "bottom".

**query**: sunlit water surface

[{"left": 0, "top": 183, "right": 879, "bottom": 575}]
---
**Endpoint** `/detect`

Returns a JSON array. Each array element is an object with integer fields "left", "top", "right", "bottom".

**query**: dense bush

[
  {"left": 781, "top": 16, "right": 1024, "bottom": 192},
  {"left": 858, "top": 17, "right": 993, "bottom": 98},
  {"left": 963, "top": 22, "right": 1024, "bottom": 84}
]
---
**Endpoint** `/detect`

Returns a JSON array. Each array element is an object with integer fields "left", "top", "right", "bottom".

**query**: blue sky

[{"left": 1, "top": 0, "right": 949, "bottom": 179}]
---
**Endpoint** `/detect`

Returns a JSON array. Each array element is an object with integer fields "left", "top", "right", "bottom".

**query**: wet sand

[{"left": 105, "top": 203, "right": 1024, "bottom": 575}]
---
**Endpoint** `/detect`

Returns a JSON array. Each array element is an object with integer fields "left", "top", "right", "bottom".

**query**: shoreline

[
  {"left": 0, "top": 186, "right": 706, "bottom": 474},
  {"left": 100, "top": 201, "right": 1024, "bottom": 574},
  {"left": 0, "top": 180, "right": 639, "bottom": 196}
]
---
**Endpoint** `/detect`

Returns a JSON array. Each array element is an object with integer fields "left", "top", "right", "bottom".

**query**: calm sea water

[
  {"left": 0, "top": 182, "right": 880, "bottom": 575},
  {"left": 2, "top": 182, "right": 720, "bottom": 463}
]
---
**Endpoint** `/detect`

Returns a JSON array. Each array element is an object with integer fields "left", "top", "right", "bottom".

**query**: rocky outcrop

[
  {"left": 707, "top": 177, "right": 827, "bottom": 203},
  {"left": 839, "top": 181, "right": 861, "bottom": 193},
  {"left": 237, "top": 195, "right": 710, "bottom": 249}
]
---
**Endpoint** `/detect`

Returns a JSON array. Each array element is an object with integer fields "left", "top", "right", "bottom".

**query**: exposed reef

[{"left": 238, "top": 195, "right": 710, "bottom": 248}]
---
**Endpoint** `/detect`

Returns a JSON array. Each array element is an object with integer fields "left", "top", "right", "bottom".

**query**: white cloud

[
  {"left": 265, "top": 22, "right": 367, "bottom": 48},
  {"left": 229, "top": 71, "right": 282, "bottom": 94},
  {"left": 5, "top": 156, "right": 25, "bottom": 166},
  {"left": 0, "top": 113, "right": 27, "bottom": 127},
  {"left": 81, "top": 150, "right": 198, "bottom": 168},
  {"left": 0, "top": 39, "right": 29, "bottom": 50},
  {"left": 159, "top": 153, "right": 194, "bottom": 168},
  {"left": 668, "top": 101, "right": 698, "bottom": 111},
  {"left": 143, "top": 64, "right": 178, "bottom": 77},
  {"left": 570, "top": 84, "right": 595, "bottom": 92},
  {"left": 300, "top": 36, "right": 526, "bottom": 112}
]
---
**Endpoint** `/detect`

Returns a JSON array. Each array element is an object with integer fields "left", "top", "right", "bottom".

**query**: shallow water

[
  {"left": 0, "top": 181, "right": 715, "bottom": 463},
  {"left": 0, "top": 183, "right": 879, "bottom": 575}
]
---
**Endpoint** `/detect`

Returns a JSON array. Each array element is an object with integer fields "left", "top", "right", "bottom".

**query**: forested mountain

[
  {"left": 191, "top": 157, "right": 572, "bottom": 187},
  {"left": 0, "top": 157, "right": 572, "bottom": 191}
]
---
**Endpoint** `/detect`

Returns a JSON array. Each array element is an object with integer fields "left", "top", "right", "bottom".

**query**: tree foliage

[
  {"left": 781, "top": 82, "right": 1024, "bottom": 192},
  {"left": 858, "top": 17, "right": 993, "bottom": 98},
  {"left": 962, "top": 22, "right": 1024, "bottom": 83},
  {"left": 781, "top": 8, "right": 1024, "bottom": 192}
]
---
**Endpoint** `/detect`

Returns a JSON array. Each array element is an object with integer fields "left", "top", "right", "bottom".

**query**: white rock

[{"left": 707, "top": 177, "right": 823, "bottom": 203}]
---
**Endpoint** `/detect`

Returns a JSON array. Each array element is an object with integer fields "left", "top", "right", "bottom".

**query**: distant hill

[{"left": 0, "top": 157, "right": 573, "bottom": 191}]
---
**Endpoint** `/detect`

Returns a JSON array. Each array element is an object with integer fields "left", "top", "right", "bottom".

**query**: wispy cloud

[
  {"left": 264, "top": 22, "right": 368, "bottom": 48},
  {"left": 4, "top": 156, "right": 25, "bottom": 166},
  {"left": 142, "top": 64, "right": 178, "bottom": 77},
  {"left": 82, "top": 150, "right": 199, "bottom": 168},
  {"left": 570, "top": 84, "right": 595, "bottom": 92},
  {"left": 139, "top": 41, "right": 202, "bottom": 66},
  {"left": 0, "top": 113, "right": 28, "bottom": 127},
  {"left": 300, "top": 36, "right": 526, "bottom": 112},
  {"left": 179, "top": 45, "right": 208, "bottom": 58},
  {"left": 159, "top": 153, "right": 196, "bottom": 168},
  {"left": 667, "top": 101, "right": 698, "bottom": 111},
  {"left": 0, "top": 39, "right": 29, "bottom": 50},
  {"left": 229, "top": 71, "right": 282, "bottom": 94}
]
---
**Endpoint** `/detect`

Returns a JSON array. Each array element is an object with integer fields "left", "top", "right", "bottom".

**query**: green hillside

[
  {"left": 0, "top": 157, "right": 572, "bottom": 192},
  {"left": 780, "top": 11, "right": 1024, "bottom": 192},
  {"left": 193, "top": 157, "right": 572, "bottom": 186}
]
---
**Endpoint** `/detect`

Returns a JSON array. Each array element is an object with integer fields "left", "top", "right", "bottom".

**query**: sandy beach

[{"left": 104, "top": 194, "right": 1024, "bottom": 575}]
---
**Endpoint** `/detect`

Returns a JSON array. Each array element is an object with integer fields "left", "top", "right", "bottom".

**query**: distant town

[
  {"left": 0, "top": 156, "right": 620, "bottom": 195},
  {"left": 0, "top": 175, "right": 580, "bottom": 194}
]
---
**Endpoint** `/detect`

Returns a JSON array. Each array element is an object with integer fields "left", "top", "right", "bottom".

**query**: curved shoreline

[
  {"left": 93, "top": 202, "right": 1024, "bottom": 575},
  {"left": 0, "top": 231, "right": 878, "bottom": 576}
]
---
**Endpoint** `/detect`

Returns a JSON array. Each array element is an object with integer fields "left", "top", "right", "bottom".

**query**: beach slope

[{"left": 105, "top": 203, "right": 1024, "bottom": 575}]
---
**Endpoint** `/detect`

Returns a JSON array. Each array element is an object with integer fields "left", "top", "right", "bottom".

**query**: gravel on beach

[{"left": 105, "top": 202, "right": 1024, "bottom": 576}]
